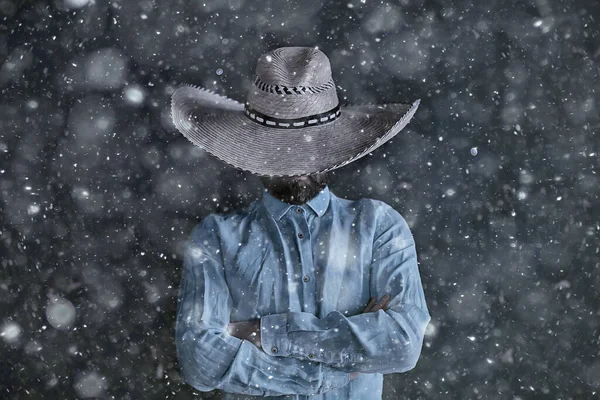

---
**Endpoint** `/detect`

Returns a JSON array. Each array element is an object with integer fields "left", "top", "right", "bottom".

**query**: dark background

[{"left": 1, "top": 0, "right": 599, "bottom": 398}]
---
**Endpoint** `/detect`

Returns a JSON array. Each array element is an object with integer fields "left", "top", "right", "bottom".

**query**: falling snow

[
  {"left": 45, "top": 297, "right": 77, "bottom": 330},
  {"left": 1, "top": 0, "right": 599, "bottom": 398}
]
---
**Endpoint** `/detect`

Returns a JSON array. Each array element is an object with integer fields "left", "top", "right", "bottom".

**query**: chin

[{"left": 261, "top": 173, "right": 328, "bottom": 204}]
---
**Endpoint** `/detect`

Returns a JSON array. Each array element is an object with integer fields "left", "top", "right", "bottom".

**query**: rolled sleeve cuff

[{"left": 260, "top": 313, "right": 290, "bottom": 357}]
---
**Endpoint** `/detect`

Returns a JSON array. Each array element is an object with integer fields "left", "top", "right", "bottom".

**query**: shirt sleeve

[
  {"left": 260, "top": 205, "right": 431, "bottom": 374},
  {"left": 175, "top": 216, "right": 351, "bottom": 396}
]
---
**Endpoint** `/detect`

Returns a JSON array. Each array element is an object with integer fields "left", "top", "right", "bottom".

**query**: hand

[
  {"left": 227, "top": 319, "right": 262, "bottom": 349},
  {"left": 362, "top": 294, "right": 391, "bottom": 313}
]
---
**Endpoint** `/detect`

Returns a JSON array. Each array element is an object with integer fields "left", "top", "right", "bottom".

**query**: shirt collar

[{"left": 261, "top": 185, "right": 331, "bottom": 220}]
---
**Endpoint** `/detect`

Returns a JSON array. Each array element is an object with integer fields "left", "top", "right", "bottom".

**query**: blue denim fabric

[{"left": 175, "top": 185, "right": 430, "bottom": 399}]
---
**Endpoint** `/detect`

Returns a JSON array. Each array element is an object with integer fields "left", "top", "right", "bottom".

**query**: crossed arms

[{"left": 175, "top": 207, "right": 430, "bottom": 396}]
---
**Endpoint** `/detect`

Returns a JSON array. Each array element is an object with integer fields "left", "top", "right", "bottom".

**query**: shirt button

[
  {"left": 271, "top": 346, "right": 278, "bottom": 354},
  {"left": 308, "top": 353, "right": 316, "bottom": 359},
  {"left": 303, "top": 275, "right": 310, "bottom": 283},
  {"left": 296, "top": 208, "right": 304, "bottom": 214},
  {"left": 298, "top": 232, "right": 304, "bottom": 239}
]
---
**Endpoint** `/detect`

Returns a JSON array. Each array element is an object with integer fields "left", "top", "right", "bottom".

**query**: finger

[
  {"left": 368, "top": 296, "right": 377, "bottom": 307},
  {"left": 372, "top": 294, "right": 391, "bottom": 312},
  {"left": 382, "top": 293, "right": 392, "bottom": 307},
  {"left": 363, "top": 296, "right": 377, "bottom": 312},
  {"left": 381, "top": 294, "right": 392, "bottom": 311}
]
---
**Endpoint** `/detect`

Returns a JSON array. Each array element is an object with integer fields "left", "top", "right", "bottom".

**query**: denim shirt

[{"left": 175, "top": 185, "right": 430, "bottom": 399}]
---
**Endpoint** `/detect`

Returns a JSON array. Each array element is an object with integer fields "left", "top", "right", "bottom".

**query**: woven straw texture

[
  {"left": 255, "top": 47, "right": 332, "bottom": 87},
  {"left": 171, "top": 46, "right": 420, "bottom": 177},
  {"left": 171, "top": 85, "right": 419, "bottom": 177}
]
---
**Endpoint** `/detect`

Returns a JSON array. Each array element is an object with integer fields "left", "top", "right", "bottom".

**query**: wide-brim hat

[{"left": 171, "top": 46, "right": 420, "bottom": 177}]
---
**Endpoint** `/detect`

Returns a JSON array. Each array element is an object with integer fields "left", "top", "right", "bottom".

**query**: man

[{"left": 171, "top": 46, "right": 430, "bottom": 399}]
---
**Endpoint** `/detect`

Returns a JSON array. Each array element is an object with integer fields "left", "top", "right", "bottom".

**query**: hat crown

[{"left": 255, "top": 47, "right": 333, "bottom": 87}]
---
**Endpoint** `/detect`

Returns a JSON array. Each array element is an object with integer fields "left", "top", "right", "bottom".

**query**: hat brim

[{"left": 171, "top": 85, "right": 420, "bottom": 177}]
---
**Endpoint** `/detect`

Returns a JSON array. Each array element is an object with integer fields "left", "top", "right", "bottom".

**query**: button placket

[{"left": 296, "top": 208, "right": 315, "bottom": 314}]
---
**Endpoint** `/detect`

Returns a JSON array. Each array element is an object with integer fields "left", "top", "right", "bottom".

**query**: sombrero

[{"left": 171, "top": 46, "right": 420, "bottom": 177}]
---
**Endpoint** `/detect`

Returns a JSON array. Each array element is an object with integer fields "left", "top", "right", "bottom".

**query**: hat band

[
  {"left": 253, "top": 76, "right": 335, "bottom": 95},
  {"left": 244, "top": 103, "right": 341, "bottom": 129}
]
